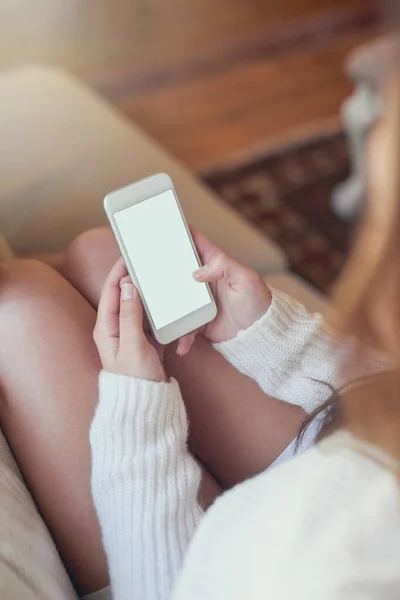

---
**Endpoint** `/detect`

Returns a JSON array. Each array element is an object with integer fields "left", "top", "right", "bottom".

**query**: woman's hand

[
  {"left": 94, "top": 257, "right": 166, "bottom": 382},
  {"left": 177, "top": 228, "right": 272, "bottom": 355}
]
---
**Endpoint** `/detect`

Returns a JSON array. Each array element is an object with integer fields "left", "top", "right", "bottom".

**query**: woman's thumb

[
  {"left": 193, "top": 253, "right": 227, "bottom": 283},
  {"left": 119, "top": 282, "right": 145, "bottom": 347}
]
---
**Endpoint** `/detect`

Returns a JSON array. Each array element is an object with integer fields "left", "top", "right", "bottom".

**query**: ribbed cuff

[
  {"left": 90, "top": 371, "right": 202, "bottom": 600},
  {"left": 90, "top": 372, "right": 186, "bottom": 491},
  {"left": 214, "top": 289, "right": 322, "bottom": 360},
  {"left": 212, "top": 290, "right": 335, "bottom": 413}
]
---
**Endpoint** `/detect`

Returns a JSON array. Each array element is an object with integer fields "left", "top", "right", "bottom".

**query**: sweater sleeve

[
  {"left": 90, "top": 371, "right": 203, "bottom": 600},
  {"left": 213, "top": 290, "right": 381, "bottom": 414}
]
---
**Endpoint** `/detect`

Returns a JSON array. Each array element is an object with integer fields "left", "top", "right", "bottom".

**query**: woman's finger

[
  {"left": 193, "top": 248, "right": 260, "bottom": 291},
  {"left": 95, "top": 257, "right": 127, "bottom": 358},
  {"left": 193, "top": 249, "right": 229, "bottom": 283},
  {"left": 176, "top": 327, "right": 203, "bottom": 356},
  {"left": 191, "top": 226, "right": 256, "bottom": 288},
  {"left": 120, "top": 276, "right": 162, "bottom": 354},
  {"left": 190, "top": 226, "right": 222, "bottom": 265},
  {"left": 118, "top": 281, "right": 147, "bottom": 353},
  {"left": 193, "top": 264, "right": 225, "bottom": 283},
  {"left": 120, "top": 275, "right": 152, "bottom": 333},
  {"left": 176, "top": 333, "right": 195, "bottom": 356}
]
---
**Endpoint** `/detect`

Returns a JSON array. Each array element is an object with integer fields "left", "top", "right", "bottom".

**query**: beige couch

[{"left": 0, "top": 67, "right": 327, "bottom": 598}]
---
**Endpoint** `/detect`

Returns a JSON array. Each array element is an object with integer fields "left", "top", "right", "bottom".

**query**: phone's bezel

[{"left": 104, "top": 173, "right": 217, "bottom": 345}]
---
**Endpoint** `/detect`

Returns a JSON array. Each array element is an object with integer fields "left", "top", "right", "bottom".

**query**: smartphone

[{"left": 104, "top": 173, "right": 217, "bottom": 345}]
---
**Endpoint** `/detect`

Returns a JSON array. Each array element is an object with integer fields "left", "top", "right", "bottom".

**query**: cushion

[{"left": 0, "top": 428, "right": 77, "bottom": 599}]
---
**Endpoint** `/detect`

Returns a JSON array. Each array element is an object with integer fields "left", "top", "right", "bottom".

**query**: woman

[
  {"left": 1, "top": 81, "right": 399, "bottom": 600},
  {"left": 87, "top": 72, "right": 400, "bottom": 598}
]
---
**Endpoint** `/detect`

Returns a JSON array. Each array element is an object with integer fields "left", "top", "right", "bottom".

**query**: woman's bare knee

[
  {"left": 62, "top": 227, "right": 120, "bottom": 307},
  {"left": 0, "top": 254, "right": 98, "bottom": 372},
  {"left": 0, "top": 258, "right": 58, "bottom": 304},
  {"left": 0, "top": 258, "right": 97, "bottom": 375},
  {"left": 63, "top": 226, "right": 116, "bottom": 276},
  {"left": 66, "top": 227, "right": 114, "bottom": 260}
]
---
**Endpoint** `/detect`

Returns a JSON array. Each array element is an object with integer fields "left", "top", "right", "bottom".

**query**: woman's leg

[
  {"left": 63, "top": 228, "right": 305, "bottom": 488},
  {"left": 61, "top": 227, "right": 121, "bottom": 309},
  {"left": 0, "top": 259, "right": 107, "bottom": 595},
  {"left": 0, "top": 258, "right": 221, "bottom": 596}
]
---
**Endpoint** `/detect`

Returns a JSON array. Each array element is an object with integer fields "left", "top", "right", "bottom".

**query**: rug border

[{"left": 200, "top": 117, "right": 343, "bottom": 177}]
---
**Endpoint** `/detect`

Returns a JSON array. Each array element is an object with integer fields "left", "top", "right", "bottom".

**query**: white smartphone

[{"left": 104, "top": 173, "right": 217, "bottom": 345}]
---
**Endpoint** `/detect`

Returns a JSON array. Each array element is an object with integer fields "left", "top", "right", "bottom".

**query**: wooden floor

[{"left": 0, "top": 0, "right": 388, "bottom": 170}]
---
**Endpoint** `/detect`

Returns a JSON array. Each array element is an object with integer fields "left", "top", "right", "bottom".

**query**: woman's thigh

[
  {"left": 63, "top": 228, "right": 305, "bottom": 487},
  {"left": 0, "top": 259, "right": 108, "bottom": 596}
]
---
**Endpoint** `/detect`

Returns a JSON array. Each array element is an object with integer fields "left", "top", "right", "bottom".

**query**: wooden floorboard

[
  {"left": 121, "top": 24, "right": 384, "bottom": 169},
  {"left": 92, "top": 2, "right": 380, "bottom": 94}
]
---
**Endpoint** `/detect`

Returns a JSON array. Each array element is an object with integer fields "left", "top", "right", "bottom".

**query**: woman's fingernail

[
  {"left": 121, "top": 283, "right": 135, "bottom": 300},
  {"left": 193, "top": 265, "right": 209, "bottom": 279}
]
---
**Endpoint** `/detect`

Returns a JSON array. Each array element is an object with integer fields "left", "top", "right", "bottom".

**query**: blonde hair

[{"left": 329, "top": 76, "right": 400, "bottom": 463}]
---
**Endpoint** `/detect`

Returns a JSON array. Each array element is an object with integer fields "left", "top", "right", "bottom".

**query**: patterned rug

[{"left": 202, "top": 129, "right": 355, "bottom": 293}]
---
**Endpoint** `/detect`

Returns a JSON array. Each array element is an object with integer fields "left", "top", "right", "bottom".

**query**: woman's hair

[{"left": 302, "top": 75, "right": 400, "bottom": 464}]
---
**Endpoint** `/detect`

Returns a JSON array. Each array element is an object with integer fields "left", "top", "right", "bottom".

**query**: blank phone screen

[{"left": 114, "top": 189, "right": 212, "bottom": 330}]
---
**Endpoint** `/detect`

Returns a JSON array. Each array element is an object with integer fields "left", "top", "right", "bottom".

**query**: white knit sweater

[{"left": 90, "top": 291, "right": 400, "bottom": 600}]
